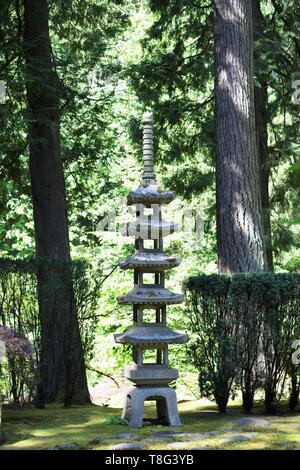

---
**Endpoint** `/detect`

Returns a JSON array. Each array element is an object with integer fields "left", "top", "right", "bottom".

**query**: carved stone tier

[
  {"left": 127, "top": 185, "right": 175, "bottom": 206},
  {"left": 124, "top": 365, "right": 178, "bottom": 385},
  {"left": 114, "top": 325, "right": 187, "bottom": 344},
  {"left": 122, "top": 217, "right": 178, "bottom": 239},
  {"left": 119, "top": 252, "right": 181, "bottom": 271},
  {"left": 117, "top": 286, "right": 184, "bottom": 306}
]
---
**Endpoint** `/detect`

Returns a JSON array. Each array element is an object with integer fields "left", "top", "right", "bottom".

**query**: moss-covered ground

[{"left": 1, "top": 401, "right": 300, "bottom": 450}]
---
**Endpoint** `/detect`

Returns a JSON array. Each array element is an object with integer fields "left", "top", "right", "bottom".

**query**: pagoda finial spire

[{"left": 142, "top": 111, "right": 155, "bottom": 183}]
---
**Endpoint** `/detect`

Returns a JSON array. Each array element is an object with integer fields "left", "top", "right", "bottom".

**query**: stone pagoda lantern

[{"left": 115, "top": 112, "right": 187, "bottom": 428}]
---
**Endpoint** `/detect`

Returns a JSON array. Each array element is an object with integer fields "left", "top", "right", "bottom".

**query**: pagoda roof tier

[
  {"left": 124, "top": 364, "right": 178, "bottom": 385},
  {"left": 117, "top": 286, "right": 184, "bottom": 306},
  {"left": 127, "top": 184, "right": 175, "bottom": 206},
  {"left": 119, "top": 252, "right": 181, "bottom": 271},
  {"left": 122, "top": 217, "right": 178, "bottom": 239},
  {"left": 114, "top": 324, "right": 187, "bottom": 345}
]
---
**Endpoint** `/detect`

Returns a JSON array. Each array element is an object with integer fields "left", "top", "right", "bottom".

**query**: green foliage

[
  {"left": 0, "top": 0, "right": 133, "bottom": 258},
  {"left": 129, "top": 0, "right": 214, "bottom": 194},
  {"left": 0, "top": 258, "right": 38, "bottom": 404},
  {"left": 105, "top": 415, "right": 128, "bottom": 426},
  {"left": 185, "top": 272, "right": 300, "bottom": 413},
  {"left": 0, "top": 257, "right": 101, "bottom": 404}
]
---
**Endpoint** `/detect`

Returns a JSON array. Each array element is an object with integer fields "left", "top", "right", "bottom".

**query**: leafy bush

[
  {"left": 0, "top": 259, "right": 38, "bottom": 405},
  {"left": 0, "top": 325, "right": 34, "bottom": 406},
  {"left": 105, "top": 415, "right": 128, "bottom": 426},
  {"left": 0, "top": 258, "right": 101, "bottom": 405},
  {"left": 184, "top": 273, "right": 300, "bottom": 414}
]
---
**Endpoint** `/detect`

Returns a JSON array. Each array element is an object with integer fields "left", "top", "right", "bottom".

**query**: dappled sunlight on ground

[{"left": 1, "top": 401, "right": 300, "bottom": 450}]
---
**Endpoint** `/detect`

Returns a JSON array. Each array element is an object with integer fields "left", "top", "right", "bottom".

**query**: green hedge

[{"left": 184, "top": 273, "right": 300, "bottom": 413}]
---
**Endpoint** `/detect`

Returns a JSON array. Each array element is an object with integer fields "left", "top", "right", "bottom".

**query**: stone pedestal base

[{"left": 122, "top": 385, "right": 182, "bottom": 428}]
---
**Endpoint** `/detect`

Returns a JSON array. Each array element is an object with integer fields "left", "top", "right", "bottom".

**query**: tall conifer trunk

[
  {"left": 252, "top": 0, "right": 274, "bottom": 271},
  {"left": 23, "top": 0, "right": 90, "bottom": 405},
  {"left": 214, "top": 0, "right": 267, "bottom": 273}
]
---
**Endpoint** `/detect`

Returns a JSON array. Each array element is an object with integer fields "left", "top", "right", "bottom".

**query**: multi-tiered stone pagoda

[{"left": 115, "top": 112, "right": 187, "bottom": 428}]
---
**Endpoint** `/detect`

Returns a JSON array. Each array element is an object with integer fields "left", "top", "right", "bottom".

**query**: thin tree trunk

[
  {"left": 214, "top": 0, "right": 267, "bottom": 273},
  {"left": 252, "top": 0, "right": 274, "bottom": 271},
  {"left": 288, "top": 366, "right": 300, "bottom": 411},
  {"left": 23, "top": 0, "right": 90, "bottom": 405}
]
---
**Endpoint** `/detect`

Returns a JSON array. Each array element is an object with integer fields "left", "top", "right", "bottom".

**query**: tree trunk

[
  {"left": 214, "top": 387, "right": 230, "bottom": 414},
  {"left": 23, "top": 0, "right": 90, "bottom": 405},
  {"left": 214, "top": 0, "right": 267, "bottom": 273},
  {"left": 242, "top": 390, "right": 254, "bottom": 414},
  {"left": 252, "top": 0, "right": 274, "bottom": 271},
  {"left": 264, "top": 385, "right": 278, "bottom": 414},
  {"left": 288, "top": 366, "right": 300, "bottom": 411}
]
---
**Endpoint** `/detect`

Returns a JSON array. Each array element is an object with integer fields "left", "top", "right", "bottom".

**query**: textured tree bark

[
  {"left": 23, "top": 0, "right": 90, "bottom": 405},
  {"left": 214, "top": 0, "right": 267, "bottom": 273},
  {"left": 252, "top": 0, "right": 274, "bottom": 271}
]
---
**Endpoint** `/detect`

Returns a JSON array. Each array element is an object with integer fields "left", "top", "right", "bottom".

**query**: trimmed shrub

[
  {"left": 184, "top": 275, "right": 239, "bottom": 413},
  {"left": 184, "top": 272, "right": 300, "bottom": 414}
]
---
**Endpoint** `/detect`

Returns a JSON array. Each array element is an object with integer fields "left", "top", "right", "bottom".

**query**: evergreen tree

[
  {"left": 130, "top": 1, "right": 300, "bottom": 272},
  {"left": 23, "top": 0, "right": 90, "bottom": 405},
  {"left": 214, "top": 0, "right": 266, "bottom": 272}
]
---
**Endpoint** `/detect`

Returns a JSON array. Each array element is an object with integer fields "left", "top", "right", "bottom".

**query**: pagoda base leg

[{"left": 122, "top": 385, "right": 182, "bottom": 428}]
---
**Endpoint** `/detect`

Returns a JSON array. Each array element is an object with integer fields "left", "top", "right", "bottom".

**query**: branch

[
  {"left": 86, "top": 365, "right": 119, "bottom": 388},
  {"left": 98, "top": 262, "right": 120, "bottom": 287},
  {"left": 15, "top": 0, "right": 22, "bottom": 37}
]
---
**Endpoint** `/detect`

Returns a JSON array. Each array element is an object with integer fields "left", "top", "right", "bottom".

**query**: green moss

[{"left": 1, "top": 401, "right": 300, "bottom": 450}]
